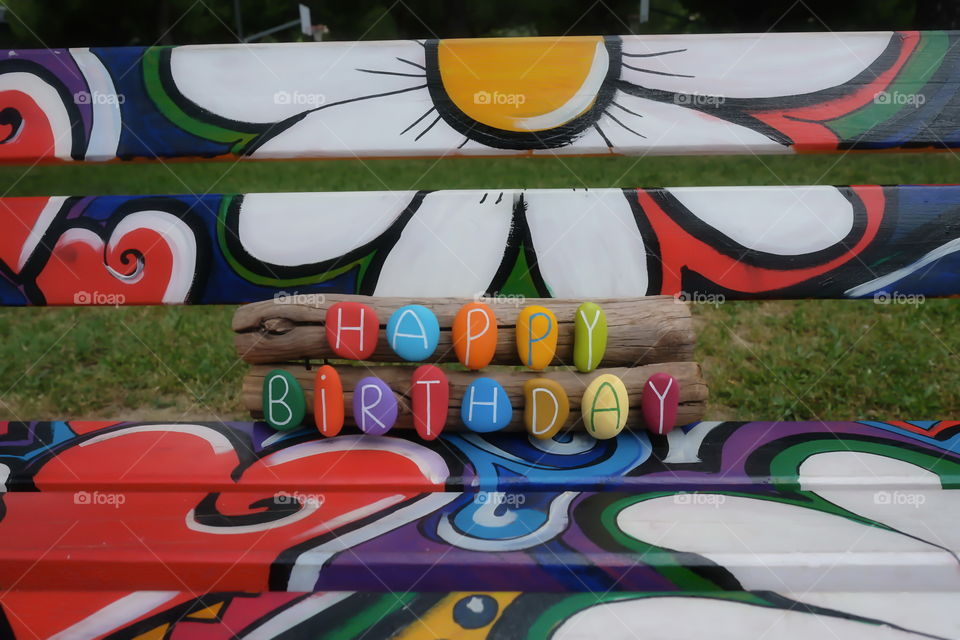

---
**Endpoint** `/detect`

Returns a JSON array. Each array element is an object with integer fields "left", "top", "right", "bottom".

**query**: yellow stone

[
  {"left": 523, "top": 378, "right": 569, "bottom": 439},
  {"left": 581, "top": 374, "right": 628, "bottom": 439},
  {"left": 516, "top": 305, "right": 557, "bottom": 370}
]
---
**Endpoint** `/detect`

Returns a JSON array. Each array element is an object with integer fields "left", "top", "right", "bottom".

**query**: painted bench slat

[
  {"left": 0, "top": 421, "right": 956, "bottom": 593},
  {"left": 2, "top": 590, "right": 956, "bottom": 639},
  {"left": 2, "top": 32, "right": 958, "bottom": 162},
  {"left": 2, "top": 185, "right": 959, "bottom": 305}
]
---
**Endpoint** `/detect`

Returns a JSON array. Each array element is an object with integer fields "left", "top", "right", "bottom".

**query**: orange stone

[
  {"left": 313, "top": 365, "right": 344, "bottom": 437},
  {"left": 516, "top": 305, "right": 557, "bottom": 370},
  {"left": 452, "top": 302, "right": 498, "bottom": 370},
  {"left": 523, "top": 378, "right": 569, "bottom": 439}
]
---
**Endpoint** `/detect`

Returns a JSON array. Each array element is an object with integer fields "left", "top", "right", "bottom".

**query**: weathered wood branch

[
  {"left": 233, "top": 295, "right": 694, "bottom": 367},
  {"left": 242, "top": 361, "right": 707, "bottom": 432}
]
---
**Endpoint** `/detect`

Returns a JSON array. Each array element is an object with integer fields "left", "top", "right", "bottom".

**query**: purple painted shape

[{"left": 352, "top": 377, "right": 398, "bottom": 436}]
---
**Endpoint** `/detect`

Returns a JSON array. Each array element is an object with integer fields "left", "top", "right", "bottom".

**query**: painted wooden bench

[{"left": 1, "top": 31, "right": 960, "bottom": 639}]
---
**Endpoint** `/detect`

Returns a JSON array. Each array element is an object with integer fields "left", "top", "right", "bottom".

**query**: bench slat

[
  {"left": 2, "top": 185, "right": 959, "bottom": 304},
  {"left": 2, "top": 590, "right": 956, "bottom": 638},
  {"left": 1, "top": 32, "right": 958, "bottom": 161},
  {"left": 0, "top": 420, "right": 956, "bottom": 594}
]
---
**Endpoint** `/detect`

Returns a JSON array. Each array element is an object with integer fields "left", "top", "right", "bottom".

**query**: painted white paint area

[
  {"left": 616, "top": 494, "right": 960, "bottom": 591},
  {"left": 552, "top": 596, "right": 931, "bottom": 639},
  {"left": 525, "top": 189, "right": 648, "bottom": 297},
  {"left": 668, "top": 185, "right": 854, "bottom": 255},
  {"left": 16, "top": 195, "right": 66, "bottom": 271},
  {"left": 241, "top": 592, "right": 354, "bottom": 640},
  {"left": 790, "top": 592, "right": 960, "bottom": 640},
  {"left": 800, "top": 452, "right": 960, "bottom": 554},
  {"left": 375, "top": 191, "right": 514, "bottom": 296},
  {"left": 79, "top": 424, "right": 234, "bottom": 455},
  {"left": 0, "top": 73, "right": 73, "bottom": 160},
  {"left": 49, "top": 591, "right": 181, "bottom": 640},
  {"left": 582, "top": 90, "right": 786, "bottom": 154},
  {"left": 70, "top": 48, "right": 122, "bottom": 161},
  {"left": 170, "top": 41, "right": 427, "bottom": 123},
  {"left": 619, "top": 32, "right": 891, "bottom": 98},
  {"left": 238, "top": 191, "right": 412, "bottom": 267}
]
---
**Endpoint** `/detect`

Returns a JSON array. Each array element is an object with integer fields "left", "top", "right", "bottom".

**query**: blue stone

[
  {"left": 460, "top": 377, "right": 512, "bottom": 432},
  {"left": 386, "top": 304, "right": 440, "bottom": 362}
]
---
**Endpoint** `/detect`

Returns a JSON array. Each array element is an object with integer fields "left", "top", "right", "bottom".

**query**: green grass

[{"left": 1, "top": 153, "right": 959, "bottom": 422}]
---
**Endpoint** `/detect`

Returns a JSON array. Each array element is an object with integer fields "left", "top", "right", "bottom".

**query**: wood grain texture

[
  {"left": 233, "top": 295, "right": 694, "bottom": 366},
  {"left": 242, "top": 361, "right": 708, "bottom": 430}
]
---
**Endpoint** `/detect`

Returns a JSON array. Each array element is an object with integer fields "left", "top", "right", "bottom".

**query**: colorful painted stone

[
  {"left": 516, "top": 305, "right": 557, "bottom": 370},
  {"left": 262, "top": 369, "right": 306, "bottom": 431},
  {"left": 411, "top": 365, "right": 449, "bottom": 440},
  {"left": 452, "top": 302, "right": 498, "bottom": 370},
  {"left": 642, "top": 372, "right": 680, "bottom": 435},
  {"left": 386, "top": 304, "right": 440, "bottom": 362},
  {"left": 460, "top": 377, "right": 512, "bottom": 432},
  {"left": 523, "top": 378, "right": 569, "bottom": 439},
  {"left": 313, "top": 365, "right": 344, "bottom": 437},
  {"left": 574, "top": 302, "right": 607, "bottom": 373},
  {"left": 325, "top": 302, "right": 379, "bottom": 360},
  {"left": 352, "top": 376, "right": 397, "bottom": 436},
  {"left": 581, "top": 374, "right": 629, "bottom": 440}
]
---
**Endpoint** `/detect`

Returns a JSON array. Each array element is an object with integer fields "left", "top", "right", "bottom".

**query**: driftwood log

[
  {"left": 233, "top": 295, "right": 694, "bottom": 367},
  {"left": 243, "top": 361, "right": 708, "bottom": 432}
]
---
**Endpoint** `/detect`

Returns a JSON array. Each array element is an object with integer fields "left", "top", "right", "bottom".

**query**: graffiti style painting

[
  {"left": 1, "top": 32, "right": 959, "bottom": 162},
  {"left": 0, "top": 420, "right": 957, "bottom": 599},
  {"left": 3, "top": 186, "right": 960, "bottom": 305},
  {"left": 2, "top": 589, "right": 957, "bottom": 638}
]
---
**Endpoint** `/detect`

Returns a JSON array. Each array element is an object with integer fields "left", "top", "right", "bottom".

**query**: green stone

[
  {"left": 573, "top": 302, "right": 607, "bottom": 372},
  {"left": 262, "top": 369, "right": 306, "bottom": 431}
]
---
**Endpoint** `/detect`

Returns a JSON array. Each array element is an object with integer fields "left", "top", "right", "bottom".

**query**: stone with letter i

[
  {"left": 523, "top": 378, "right": 569, "bottom": 439},
  {"left": 574, "top": 302, "right": 607, "bottom": 373},
  {"left": 642, "top": 372, "right": 679, "bottom": 435},
  {"left": 325, "top": 301, "right": 379, "bottom": 360},
  {"left": 412, "top": 365, "right": 448, "bottom": 440},
  {"left": 461, "top": 377, "right": 512, "bottom": 432},
  {"left": 386, "top": 304, "right": 439, "bottom": 362},
  {"left": 313, "top": 364, "right": 344, "bottom": 437},
  {"left": 516, "top": 305, "right": 557, "bottom": 370},
  {"left": 452, "top": 302, "right": 497, "bottom": 370},
  {"left": 353, "top": 376, "right": 397, "bottom": 436},
  {"left": 262, "top": 369, "right": 306, "bottom": 431},
  {"left": 581, "top": 374, "right": 629, "bottom": 440}
]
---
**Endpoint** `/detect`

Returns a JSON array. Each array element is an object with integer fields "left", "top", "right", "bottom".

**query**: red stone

[
  {"left": 642, "top": 372, "right": 680, "bottom": 435},
  {"left": 325, "top": 302, "right": 379, "bottom": 360},
  {"left": 313, "top": 365, "right": 344, "bottom": 437},
  {"left": 411, "top": 365, "right": 448, "bottom": 440}
]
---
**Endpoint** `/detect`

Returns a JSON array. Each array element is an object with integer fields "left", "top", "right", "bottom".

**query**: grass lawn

[{"left": 0, "top": 153, "right": 958, "bottom": 423}]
